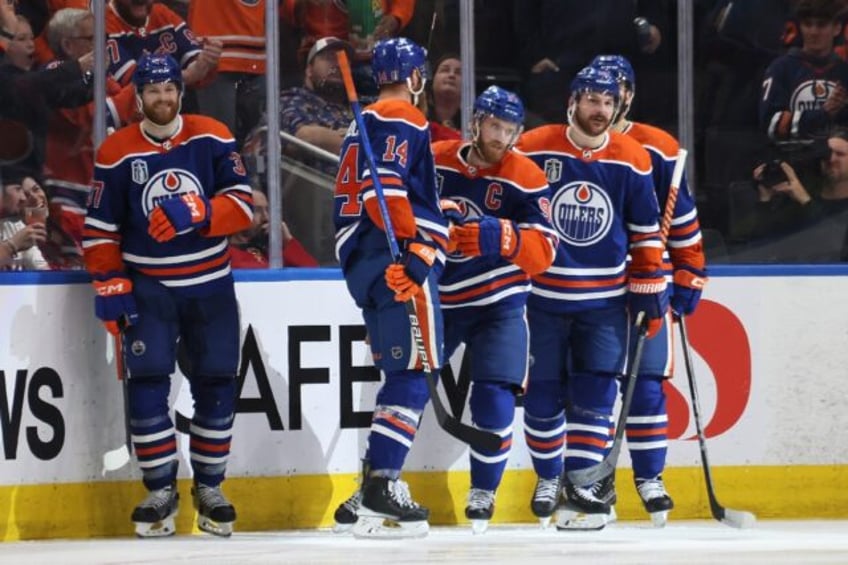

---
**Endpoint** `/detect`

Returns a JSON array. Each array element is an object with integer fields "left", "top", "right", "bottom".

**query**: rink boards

[{"left": 1, "top": 266, "right": 847, "bottom": 539}]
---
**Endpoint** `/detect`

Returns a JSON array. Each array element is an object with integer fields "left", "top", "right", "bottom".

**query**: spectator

[
  {"left": 427, "top": 53, "right": 462, "bottom": 141},
  {"left": 514, "top": 0, "right": 666, "bottom": 124},
  {"left": 106, "top": 0, "right": 222, "bottom": 88},
  {"left": 0, "top": 0, "right": 18, "bottom": 57},
  {"left": 245, "top": 36, "right": 353, "bottom": 177},
  {"left": 43, "top": 8, "right": 137, "bottom": 248},
  {"left": 0, "top": 166, "right": 49, "bottom": 271},
  {"left": 27, "top": 0, "right": 89, "bottom": 66},
  {"left": 20, "top": 168, "right": 84, "bottom": 269},
  {"left": 759, "top": 0, "right": 848, "bottom": 142},
  {"left": 229, "top": 189, "right": 318, "bottom": 268},
  {"left": 188, "top": 0, "right": 266, "bottom": 148}
]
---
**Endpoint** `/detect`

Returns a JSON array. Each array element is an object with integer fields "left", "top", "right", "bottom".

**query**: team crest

[
  {"left": 131, "top": 340, "right": 146, "bottom": 356},
  {"left": 543, "top": 159, "right": 562, "bottom": 184},
  {"left": 131, "top": 159, "right": 149, "bottom": 184},
  {"left": 550, "top": 181, "right": 614, "bottom": 247}
]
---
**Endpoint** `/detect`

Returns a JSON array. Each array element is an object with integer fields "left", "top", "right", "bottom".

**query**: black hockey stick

[
  {"left": 678, "top": 315, "right": 756, "bottom": 529},
  {"left": 567, "top": 313, "right": 648, "bottom": 486},
  {"left": 336, "top": 50, "right": 502, "bottom": 453}
]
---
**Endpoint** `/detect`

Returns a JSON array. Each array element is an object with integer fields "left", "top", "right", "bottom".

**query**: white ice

[{"left": 1, "top": 520, "right": 847, "bottom": 565}]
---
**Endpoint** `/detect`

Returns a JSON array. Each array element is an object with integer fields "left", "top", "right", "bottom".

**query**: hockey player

[
  {"left": 435, "top": 86, "right": 558, "bottom": 534},
  {"left": 82, "top": 54, "right": 253, "bottom": 538},
  {"left": 516, "top": 66, "right": 667, "bottom": 530},
  {"left": 585, "top": 54, "right": 707, "bottom": 528},
  {"left": 332, "top": 37, "right": 449, "bottom": 539}
]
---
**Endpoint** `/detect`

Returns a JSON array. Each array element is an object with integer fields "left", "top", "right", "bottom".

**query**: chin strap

[{"left": 406, "top": 76, "right": 426, "bottom": 107}]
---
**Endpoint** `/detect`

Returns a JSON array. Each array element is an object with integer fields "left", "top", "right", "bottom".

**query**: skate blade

[
  {"left": 352, "top": 515, "right": 429, "bottom": 539},
  {"left": 537, "top": 516, "right": 552, "bottom": 529},
  {"left": 608, "top": 505, "right": 618, "bottom": 524},
  {"left": 134, "top": 515, "right": 177, "bottom": 538},
  {"left": 555, "top": 509, "right": 607, "bottom": 531},
  {"left": 649, "top": 510, "right": 669, "bottom": 528},
  {"left": 197, "top": 515, "right": 234, "bottom": 537},
  {"left": 470, "top": 519, "right": 489, "bottom": 535},
  {"left": 332, "top": 521, "right": 356, "bottom": 533}
]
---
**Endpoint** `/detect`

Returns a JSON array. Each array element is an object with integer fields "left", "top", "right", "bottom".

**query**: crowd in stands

[{"left": 3, "top": 0, "right": 848, "bottom": 269}]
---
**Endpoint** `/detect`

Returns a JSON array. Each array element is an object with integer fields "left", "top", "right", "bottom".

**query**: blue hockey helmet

[
  {"left": 473, "top": 85, "right": 525, "bottom": 125},
  {"left": 569, "top": 66, "right": 620, "bottom": 103},
  {"left": 133, "top": 53, "right": 182, "bottom": 91},
  {"left": 372, "top": 37, "right": 428, "bottom": 86},
  {"left": 591, "top": 54, "right": 635, "bottom": 88}
]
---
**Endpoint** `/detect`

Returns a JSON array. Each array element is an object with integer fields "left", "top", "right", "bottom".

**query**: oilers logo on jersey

[
  {"left": 790, "top": 80, "right": 834, "bottom": 112},
  {"left": 142, "top": 169, "right": 205, "bottom": 233},
  {"left": 550, "top": 182, "right": 613, "bottom": 247}
]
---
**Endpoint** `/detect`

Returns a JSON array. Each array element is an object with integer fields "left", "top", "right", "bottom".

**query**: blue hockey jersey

[{"left": 83, "top": 115, "right": 253, "bottom": 297}]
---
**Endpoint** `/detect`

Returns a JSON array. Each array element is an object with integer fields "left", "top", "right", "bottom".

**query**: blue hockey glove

[
  {"left": 148, "top": 192, "right": 210, "bottom": 242},
  {"left": 92, "top": 275, "right": 139, "bottom": 336},
  {"left": 627, "top": 273, "right": 669, "bottom": 338},
  {"left": 671, "top": 266, "right": 708, "bottom": 317},
  {"left": 385, "top": 242, "right": 436, "bottom": 302},
  {"left": 452, "top": 215, "right": 519, "bottom": 258}
]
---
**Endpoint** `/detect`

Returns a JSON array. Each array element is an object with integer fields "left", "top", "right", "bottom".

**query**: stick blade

[
  {"left": 721, "top": 508, "right": 757, "bottom": 529},
  {"left": 101, "top": 445, "right": 131, "bottom": 475},
  {"left": 566, "top": 460, "right": 615, "bottom": 487}
]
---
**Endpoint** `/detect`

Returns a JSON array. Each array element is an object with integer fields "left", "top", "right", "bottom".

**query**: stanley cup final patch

[
  {"left": 544, "top": 158, "right": 562, "bottom": 184},
  {"left": 132, "top": 159, "right": 149, "bottom": 184}
]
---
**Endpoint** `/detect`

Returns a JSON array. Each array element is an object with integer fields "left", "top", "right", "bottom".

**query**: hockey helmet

[
  {"left": 569, "top": 66, "right": 621, "bottom": 104},
  {"left": 473, "top": 85, "right": 525, "bottom": 125},
  {"left": 133, "top": 53, "right": 183, "bottom": 91},
  {"left": 591, "top": 54, "right": 635, "bottom": 89},
  {"left": 372, "top": 37, "right": 428, "bottom": 86}
]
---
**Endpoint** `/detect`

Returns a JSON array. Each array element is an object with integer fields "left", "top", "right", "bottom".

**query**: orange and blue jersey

[
  {"left": 106, "top": 2, "right": 202, "bottom": 83},
  {"left": 433, "top": 140, "right": 558, "bottom": 310},
  {"left": 188, "top": 0, "right": 266, "bottom": 75},
  {"left": 83, "top": 115, "right": 253, "bottom": 297},
  {"left": 334, "top": 99, "right": 448, "bottom": 269},
  {"left": 516, "top": 125, "right": 663, "bottom": 314},
  {"left": 622, "top": 121, "right": 705, "bottom": 276}
]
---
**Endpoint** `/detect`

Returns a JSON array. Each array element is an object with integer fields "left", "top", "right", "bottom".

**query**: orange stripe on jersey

[
  {"left": 366, "top": 99, "right": 429, "bottom": 129},
  {"left": 82, "top": 227, "right": 121, "bottom": 241},
  {"left": 441, "top": 273, "right": 528, "bottom": 303},
  {"left": 361, "top": 176, "right": 404, "bottom": 189},
  {"left": 568, "top": 435, "right": 608, "bottom": 449},
  {"left": 136, "top": 253, "right": 230, "bottom": 278},
  {"left": 202, "top": 194, "right": 253, "bottom": 238},
  {"left": 670, "top": 242, "right": 706, "bottom": 271},
  {"left": 533, "top": 274, "right": 627, "bottom": 289},
  {"left": 364, "top": 196, "right": 417, "bottom": 240},
  {"left": 526, "top": 437, "right": 565, "bottom": 450}
]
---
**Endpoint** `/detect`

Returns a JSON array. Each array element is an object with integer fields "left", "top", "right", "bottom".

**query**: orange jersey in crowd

[
  {"left": 188, "top": 0, "right": 266, "bottom": 74},
  {"left": 280, "top": 0, "right": 415, "bottom": 41},
  {"left": 33, "top": 0, "right": 91, "bottom": 66}
]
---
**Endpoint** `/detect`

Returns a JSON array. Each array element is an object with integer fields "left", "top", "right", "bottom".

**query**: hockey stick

[
  {"left": 678, "top": 315, "right": 756, "bottom": 529},
  {"left": 566, "top": 148, "right": 688, "bottom": 486},
  {"left": 335, "top": 50, "right": 502, "bottom": 452},
  {"left": 101, "top": 325, "right": 132, "bottom": 474}
]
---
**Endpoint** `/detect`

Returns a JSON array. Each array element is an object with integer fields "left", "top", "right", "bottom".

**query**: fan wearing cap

[
  {"left": 515, "top": 66, "right": 665, "bottom": 530},
  {"left": 272, "top": 36, "right": 354, "bottom": 174}
]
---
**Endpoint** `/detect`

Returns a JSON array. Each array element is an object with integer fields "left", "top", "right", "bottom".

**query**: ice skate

[
  {"left": 333, "top": 489, "right": 361, "bottom": 533},
  {"left": 555, "top": 478, "right": 610, "bottom": 531},
  {"left": 352, "top": 476, "right": 429, "bottom": 539},
  {"left": 464, "top": 488, "right": 495, "bottom": 535},
  {"left": 192, "top": 483, "right": 236, "bottom": 537},
  {"left": 556, "top": 473, "right": 617, "bottom": 530},
  {"left": 636, "top": 476, "right": 674, "bottom": 527},
  {"left": 131, "top": 483, "right": 179, "bottom": 538},
  {"left": 530, "top": 476, "right": 561, "bottom": 528}
]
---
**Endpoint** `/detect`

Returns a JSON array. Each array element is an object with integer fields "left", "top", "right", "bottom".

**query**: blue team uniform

[
  {"left": 435, "top": 139, "right": 557, "bottom": 493},
  {"left": 83, "top": 114, "right": 252, "bottom": 491}
]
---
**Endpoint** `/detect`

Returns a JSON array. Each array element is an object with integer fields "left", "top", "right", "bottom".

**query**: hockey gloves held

[
  {"left": 148, "top": 192, "right": 210, "bottom": 242},
  {"left": 385, "top": 242, "right": 436, "bottom": 302},
  {"left": 627, "top": 274, "right": 669, "bottom": 338},
  {"left": 671, "top": 266, "right": 708, "bottom": 317},
  {"left": 92, "top": 276, "right": 139, "bottom": 336},
  {"left": 451, "top": 215, "right": 519, "bottom": 258}
]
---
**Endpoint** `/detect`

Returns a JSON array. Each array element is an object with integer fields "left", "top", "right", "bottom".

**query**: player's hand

[
  {"left": 384, "top": 242, "right": 436, "bottom": 302},
  {"left": 671, "top": 266, "right": 707, "bottom": 317},
  {"left": 92, "top": 276, "right": 139, "bottom": 336},
  {"left": 148, "top": 193, "right": 210, "bottom": 242},
  {"left": 451, "top": 216, "right": 518, "bottom": 258},
  {"left": 627, "top": 273, "right": 669, "bottom": 338}
]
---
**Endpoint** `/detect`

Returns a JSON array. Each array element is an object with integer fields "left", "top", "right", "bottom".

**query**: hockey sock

[
  {"left": 564, "top": 372, "right": 616, "bottom": 472},
  {"left": 626, "top": 375, "right": 668, "bottom": 479},
  {"left": 469, "top": 382, "right": 515, "bottom": 492}
]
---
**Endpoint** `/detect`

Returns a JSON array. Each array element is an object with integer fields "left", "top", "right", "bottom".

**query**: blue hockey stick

[{"left": 336, "top": 50, "right": 501, "bottom": 452}]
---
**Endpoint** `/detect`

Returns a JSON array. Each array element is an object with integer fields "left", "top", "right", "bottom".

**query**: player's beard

[
  {"left": 473, "top": 139, "right": 507, "bottom": 166},
  {"left": 574, "top": 110, "right": 611, "bottom": 137},
  {"left": 143, "top": 99, "right": 179, "bottom": 126}
]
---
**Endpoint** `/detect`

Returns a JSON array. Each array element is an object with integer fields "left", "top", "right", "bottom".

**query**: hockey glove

[
  {"left": 148, "top": 193, "right": 210, "bottom": 242},
  {"left": 671, "top": 266, "right": 708, "bottom": 317},
  {"left": 440, "top": 198, "right": 465, "bottom": 226},
  {"left": 627, "top": 273, "right": 669, "bottom": 338},
  {"left": 451, "top": 215, "right": 519, "bottom": 258},
  {"left": 384, "top": 242, "right": 436, "bottom": 302},
  {"left": 92, "top": 275, "right": 139, "bottom": 336}
]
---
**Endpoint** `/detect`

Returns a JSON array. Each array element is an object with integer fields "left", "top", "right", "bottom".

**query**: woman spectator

[
  {"left": 0, "top": 166, "right": 49, "bottom": 270},
  {"left": 427, "top": 54, "right": 462, "bottom": 141}
]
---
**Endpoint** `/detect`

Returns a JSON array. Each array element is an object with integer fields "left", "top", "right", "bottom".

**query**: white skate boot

[{"left": 636, "top": 476, "right": 674, "bottom": 527}]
